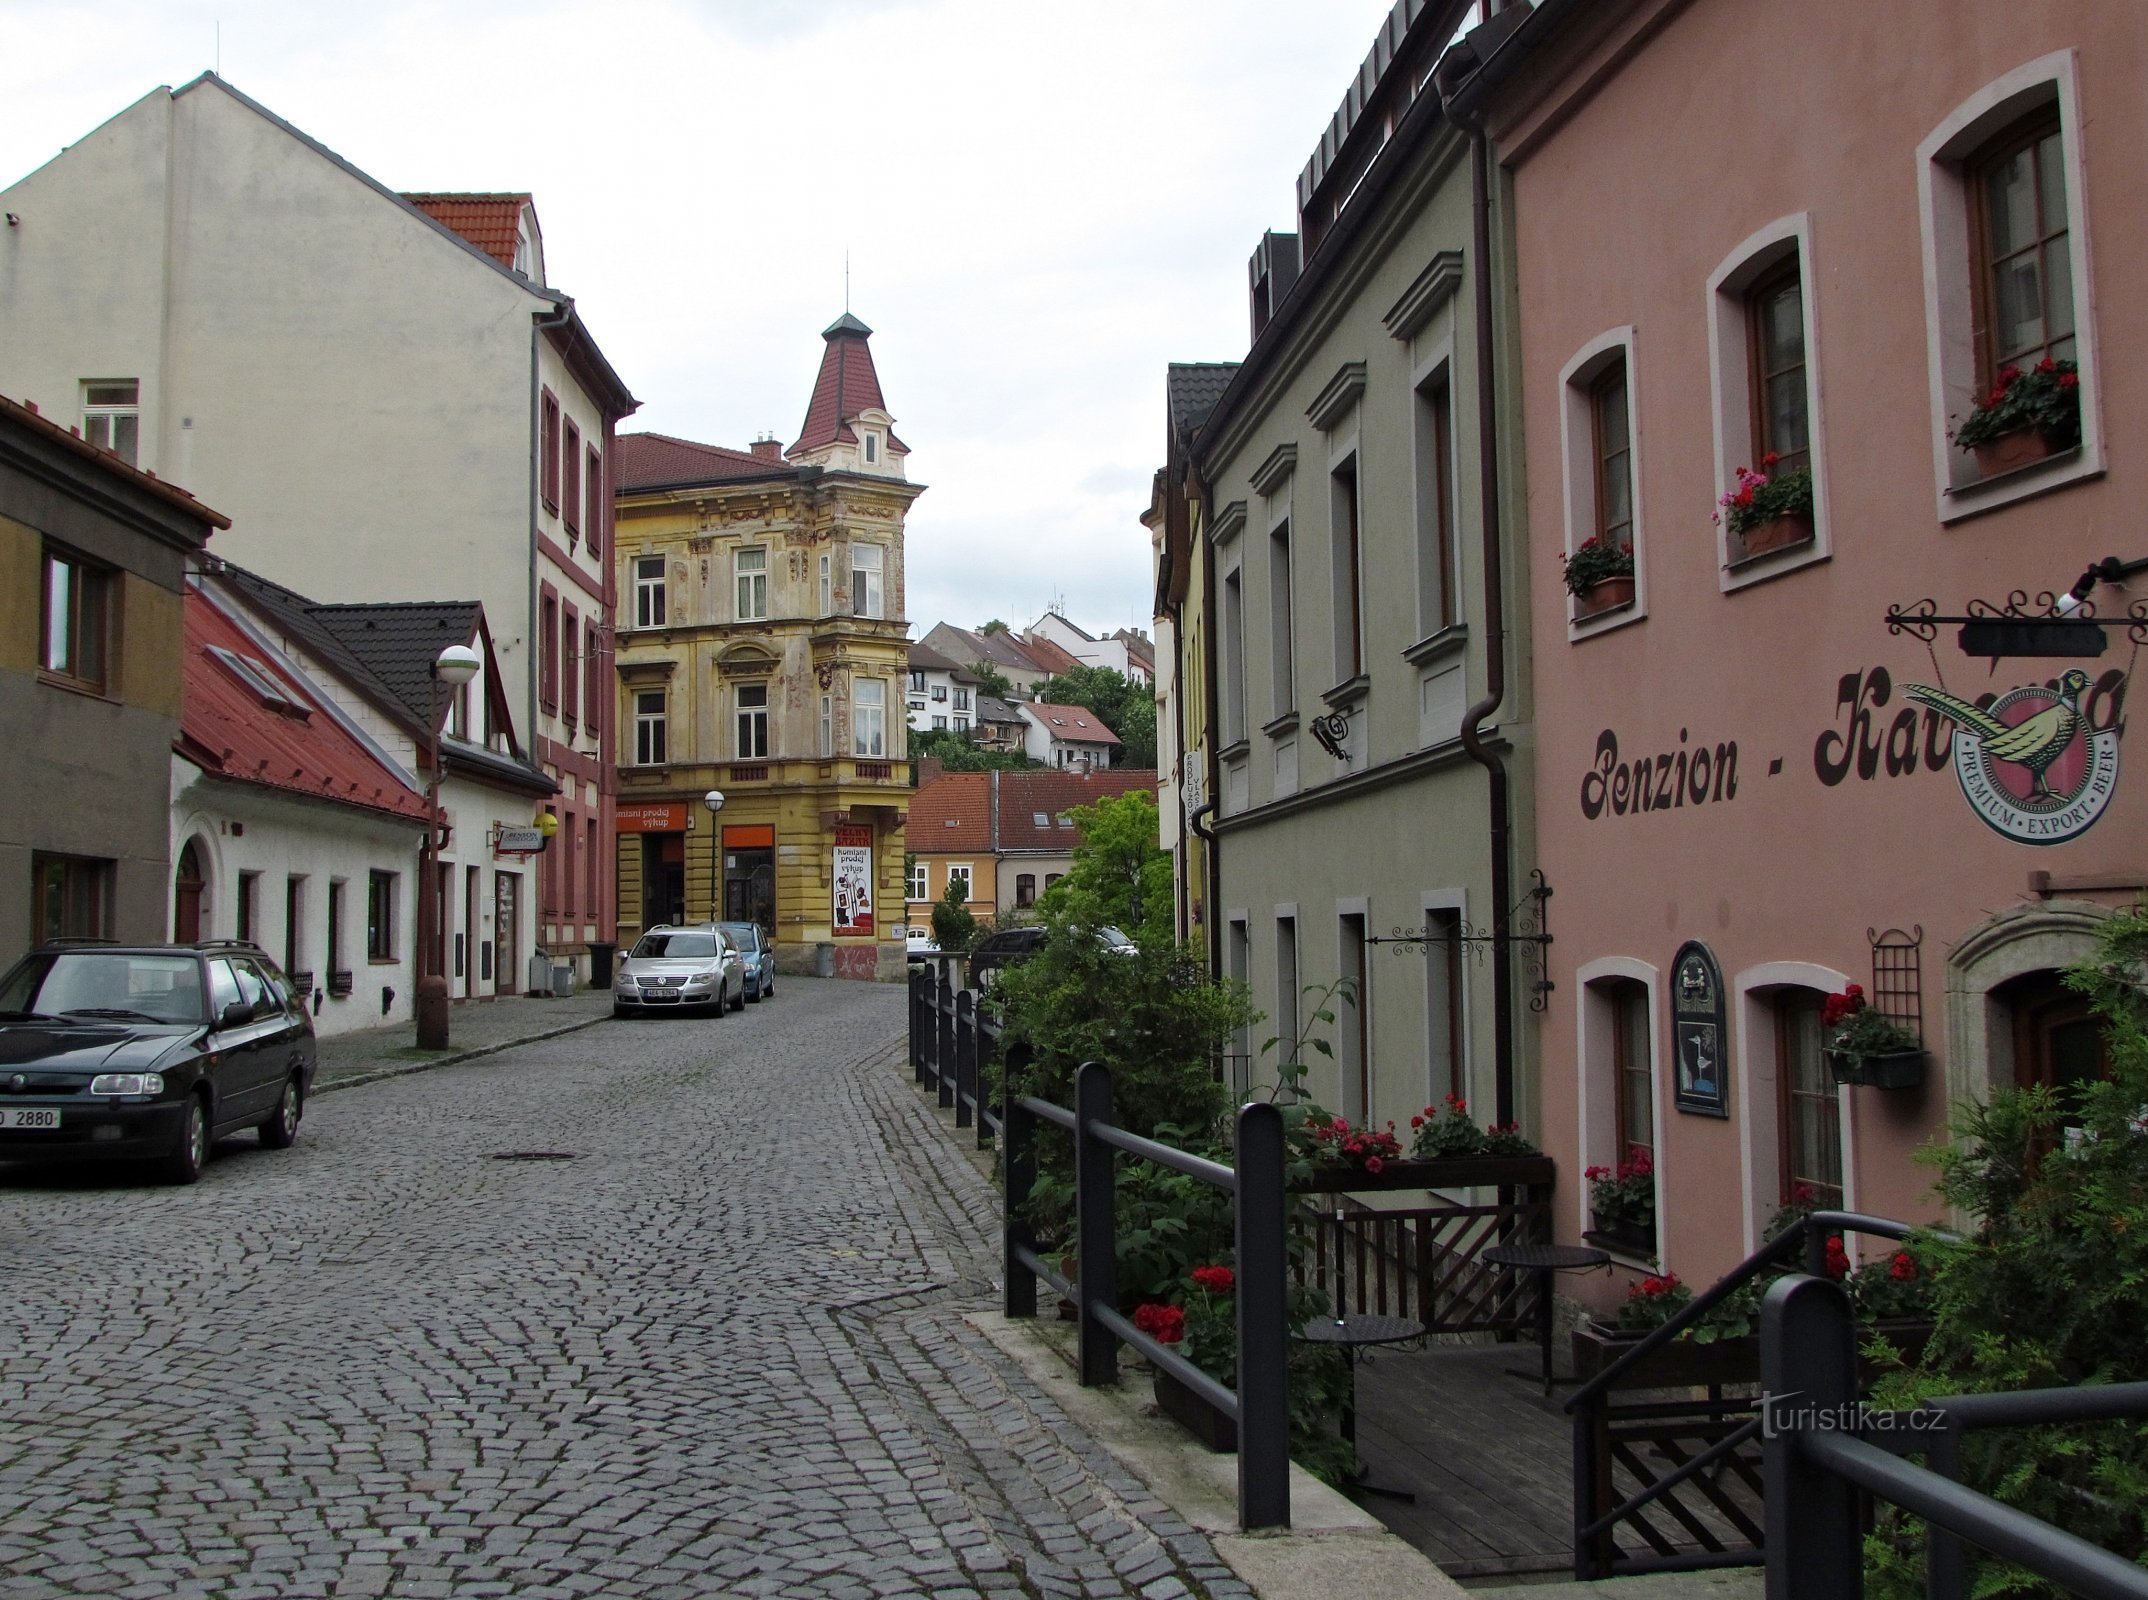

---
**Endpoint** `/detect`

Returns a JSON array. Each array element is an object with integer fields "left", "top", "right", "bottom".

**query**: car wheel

[
  {"left": 259, "top": 1075, "right": 302, "bottom": 1149},
  {"left": 161, "top": 1096, "right": 209, "bottom": 1185},
  {"left": 746, "top": 977, "right": 761, "bottom": 1003},
  {"left": 732, "top": 983, "right": 746, "bottom": 1013}
]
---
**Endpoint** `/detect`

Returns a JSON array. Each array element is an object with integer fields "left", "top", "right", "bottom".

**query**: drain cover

[{"left": 489, "top": 1151, "right": 580, "bottom": 1162}]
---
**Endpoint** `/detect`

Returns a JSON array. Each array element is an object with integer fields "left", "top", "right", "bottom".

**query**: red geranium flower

[
  {"left": 1824, "top": 1236, "right": 1851, "bottom": 1279},
  {"left": 1191, "top": 1265, "right": 1236, "bottom": 1294},
  {"left": 1133, "top": 1302, "right": 1186, "bottom": 1344},
  {"left": 1889, "top": 1251, "right": 1917, "bottom": 1281}
]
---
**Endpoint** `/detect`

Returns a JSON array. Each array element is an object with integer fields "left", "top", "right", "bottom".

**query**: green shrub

[{"left": 929, "top": 878, "right": 979, "bottom": 954}]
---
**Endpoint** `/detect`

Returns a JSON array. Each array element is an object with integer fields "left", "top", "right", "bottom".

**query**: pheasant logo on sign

[{"left": 1902, "top": 669, "right": 2121, "bottom": 845}]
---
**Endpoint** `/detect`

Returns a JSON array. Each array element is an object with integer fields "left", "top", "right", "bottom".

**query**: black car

[
  {"left": 966, "top": 923, "right": 1134, "bottom": 989},
  {"left": 0, "top": 940, "right": 317, "bottom": 1184}
]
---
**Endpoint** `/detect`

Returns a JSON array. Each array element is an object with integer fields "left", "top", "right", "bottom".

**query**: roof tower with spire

[{"left": 788, "top": 313, "right": 908, "bottom": 477}]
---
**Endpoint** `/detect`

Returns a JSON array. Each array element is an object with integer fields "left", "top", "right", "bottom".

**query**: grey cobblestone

[{"left": 0, "top": 978, "right": 1251, "bottom": 1598}]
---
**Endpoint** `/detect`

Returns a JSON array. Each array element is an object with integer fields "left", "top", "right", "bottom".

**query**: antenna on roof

[
  {"left": 215, "top": 19, "right": 221, "bottom": 74},
  {"left": 844, "top": 249, "right": 850, "bottom": 313}
]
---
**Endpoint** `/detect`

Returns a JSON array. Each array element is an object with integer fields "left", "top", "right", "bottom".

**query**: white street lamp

[
  {"left": 416, "top": 643, "right": 482, "bottom": 1049},
  {"left": 703, "top": 789, "right": 726, "bottom": 923}
]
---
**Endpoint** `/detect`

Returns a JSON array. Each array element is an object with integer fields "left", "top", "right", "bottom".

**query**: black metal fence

[{"left": 910, "top": 957, "right": 1000, "bottom": 1146}]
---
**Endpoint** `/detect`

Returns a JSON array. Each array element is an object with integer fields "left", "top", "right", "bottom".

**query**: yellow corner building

[{"left": 611, "top": 314, "right": 919, "bottom": 979}]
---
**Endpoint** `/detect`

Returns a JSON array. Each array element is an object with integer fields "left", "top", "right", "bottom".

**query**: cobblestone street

[{"left": 0, "top": 980, "right": 1254, "bottom": 1600}]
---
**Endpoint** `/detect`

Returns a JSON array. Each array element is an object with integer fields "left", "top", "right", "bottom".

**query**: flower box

[
  {"left": 1291, "top": 1152, "right": 1557, "bottom": 1193},
  {"left": 1738, "top": 511, "right": 1813, "bottom": 559},
  {"left": 1971, "top": 426, "right": 2064, "bottom": 479},
  {"left": 1574, "top": 576, "right": 1635, "bottom": 620},
  {"left": 1152, "top": 1366, "right": 1236, "bottom": 1452},
  {"left": 1571, "top": 1317, "right": 1933, "bottom": 1389},
  {"left": 1827, "top": 1049, "right": 1926, "bottom": 1090},
  {"left": 1587, "top": 1210, "right": 1655, "bottom": 1256}
]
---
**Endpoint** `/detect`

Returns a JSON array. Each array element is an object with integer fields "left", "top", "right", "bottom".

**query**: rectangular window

[
  {"left": 284, "top": 876, "right": 305, "bottom": 975},
  {"left": 1330, "top": 457, "right": 1362, "bottom": 681},
  {"left": 1274, "top": 915, "right": 1299, "bottom": 1071},
  {"left": 1612, "top": 980, "right": 1653, "bottom": 1167},
  {"left": 953, "top": 716, "right": 969, "bottom": 733},
  {"left": 1228, "top": 918, "right": 1252, "bottom": 1097},
  {"left": 561, "top": 603, "right": 579, "bottom": 728},
  {"left": 540, "top": 594, "right": 559, "bottom": 710},
  {"left": 1776, "top": 991, "right": 1843, "bottom": 1207},
  {"left": 932, "top": 715, "right": 948, "bottom": 731},
  {"left": 908, "top": 670, "right": 927, "bottom": 692},
  {"left": 952, "top": 688, "right": 970, "bottom": 711},
  {"left": 540, "top": 389, "right": 561, "bottom": 511},
  {"left": 907, "top": 860, "right": 928, "bottom": 901},
  {"left": 863, "top": 431, "right": 878, "bottom": 464},
  {"left": 584, "top": 622, "right": 602, "bottom": 743},
  {"left": 819, "top": 693, "right": 834, "bottom": 756},
  {"left": 326, "top": 879, "right": 346, "bottom": 979},
  {"left": 32, "top": 853, "right": 113, "bottom": 941},
  {"left": 853, "top": 679, "right": 886, "bottom": 757},
  {"left": 947, "top": 864, "right": 972, "bottom": 902},
  {"left": 1221, "top": 565, "right": 1245, "bottom": 745},
  {"left": 1748, "top": 261, "right": 1810, "bottom": 474},
  {"left": 1973, "top": 112, "right": 2075, "bottom": 377},
  {"left": 585, "top": 447, "right": 604, "bottom": 556},
  {"left": 736, "top": 547, "right": 769, "bottom": 621},
  {"left": 81, "top": 381, "right": 141, "bottom": 466},
  {"left": 634, "top": 557, "right": 666, "bottom": 629},
  {"left": 736, "top": 681, "right": 769, "bottom": 758},
  {"left": 930, "top": 685, "right": 947, "bottom": 702},
  {"left": 1416, "top": 373, "right": 1456, "bottom": 633},
  {"left": 851, "top": 544, "right": 884, "bottom": 619},
  {"left": 40, "top": 545, "right": 110, "bottom": 691},
  {"left": 1015, "top": 873, "right": 1036, "bottom": 908},
  {"left": 1592, "top": 364, "right": 1633, "bottom": 546},
  {"left": 367, "top": 871, "right": 396, "bottom": 960},
  {"left": 563, "top": 420, "right": 582, "bottom": 536},
  {"left": 237, "top": 871, "right": 260, "bottom": 944},
  {"left": 1339, "top": 913, "right": 1368, "bottom": 1123},
  {"left": 1424, "top": 909, "right": 1463, "bottom": 1102},
  {"left": 1268, "top": 520, "right": 1294, "bottom": 717},
  {"left": 819, "top": 553, "right": 833, "bottom": 616},
  {"left": 585, "top": 817, "right": 598, "bottom": 926},
  {"left": 634, "top": 691, "right": 667, "bottom": 766}
]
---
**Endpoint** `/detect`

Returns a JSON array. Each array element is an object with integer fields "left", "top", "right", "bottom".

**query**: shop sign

[
  {"left": 494, "top": 825, "right": 546, "bottom": 855},
  {"left": 1670, "top": 941, "right": 1727, "bottom": 1119},
  {"left": 1902, "top": 668, "right": 2120, "bottom": 846},
  {"left": 617, "top": 802, "right": 687, "bottom": 833},
  {"left": 832, "top": 833, "right": 874, "bottom": 937}
]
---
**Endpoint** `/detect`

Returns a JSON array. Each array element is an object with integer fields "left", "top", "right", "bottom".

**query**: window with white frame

[
  {"left": 633, "top": 690, "right": 667, "bottom": 766},
  {"left": 819, "top": 553, "right": 833, "bottom": 616},
  {"left": 947, "top": 863, "right": 972, "bottom": 902},
  {"left": 1918, "top": 55, "right": 2100, "bottom": 516},
  {"left": 736, "top": 681, "right": 769, "bottom": 759},
  {"left": 634, "top": 557, "right": 666, "bottom": 628},
  {"left": 819, "top": 693, "right": 834, "bottom": 756},
  {"left": 863, "top": 430, "right": 880, "bottom": 465},
  {"left": 735, "top": 547, "right": 768, "bottom": 621},
  {"left": 907, "top": 860, "right": 928, "bottom": 901},
  {"left": 852, "top": 679, "right": 886, "bottom": 756},
  {"left": 851, "top": 545, "right": 884, "bottom": 619},
  {"left": 1560, "top": 329, "right": 1644, "bottom": 629},
  {"left": 81, "top": 381, "right": 140, "bottom": 466}
]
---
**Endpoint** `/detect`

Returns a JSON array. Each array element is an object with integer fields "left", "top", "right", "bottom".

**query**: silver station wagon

[{"left": 611, "top": 925, "right": 745, "bottom": 1018}]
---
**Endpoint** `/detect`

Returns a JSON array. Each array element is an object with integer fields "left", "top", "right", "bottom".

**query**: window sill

[
  {"left": 1322, "top": 674, "right": 1371, "bottom": 711},
  {"left": 1723, "top": 536, "right": 1828, "bottom": 592},
  {"left": 36, "top": 670, "right": 116, "bottom": 703},
  {"left": 367, "top": 956, "right": 399, "bottom": 967},
  {"left": 1402, "top": 624, "right": 1468, "bottom": 667},
  {"left": 1567, "top": 596, "right": 1645, "bottom": 641},
  {"left": 1939, "top": 443, "right": 2099, "bottom": 524},
  {"left": 1262, "top": 710, "right": 1300, "bottom": 739},
  {"left": 1582, "top": 1230, "right": 1660, "bottom": 1269}
]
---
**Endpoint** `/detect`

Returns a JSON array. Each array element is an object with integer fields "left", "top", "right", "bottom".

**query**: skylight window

[
  {"left": 1033, "top": 812, "right": 1050, "bottom": 827},
  {"left": 208, "top": 645, "right": 308, "bottom": 718}
]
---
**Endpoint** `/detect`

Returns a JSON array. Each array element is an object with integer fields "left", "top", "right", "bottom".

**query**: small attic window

[
  {"left": 1056, "top": 813, "right": 1074, "bottom": 829},
  {"left": 209, "top": 646, "right": 308, "bottom": 718},
  {"left": 944, "top": 817, "right": 960, "bottom": 827},
  {"left": 1033, "top": 812, "right": 1050, "bottom": 827},
  {"left": 1049, "top": 717, "right": 1065, "bottom": 727},
  {"left": 863, "top": 431, "right": 879, "bottom": 464}
]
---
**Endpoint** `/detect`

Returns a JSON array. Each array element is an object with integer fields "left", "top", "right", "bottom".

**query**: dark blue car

[{"left": 719, "top": 923, "right": 777, "bottom": 1002}]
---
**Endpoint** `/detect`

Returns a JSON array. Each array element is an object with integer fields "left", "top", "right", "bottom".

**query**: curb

[{"left": 313, "top": 1013, "right": 612, "bottom": 1096}]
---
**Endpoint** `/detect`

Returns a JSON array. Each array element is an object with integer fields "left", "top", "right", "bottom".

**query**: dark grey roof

[
  {"left": 206, "top": 561, "right": 412, "bottom": 727},
  {"left": 906, "top": 640, "right": 965, "bottom": 673},
  {"left": 1167, "top": 362, "right": 1240, "bottom": 444},
  {"left": 971, "top": 629, "right": 1044, "bottom": 674},
  {"left": 310, "top": 602, "right": 484, "bottom": 727},
  {"left": 976, "top": 695, "right": 1026, "bottom": 724}
]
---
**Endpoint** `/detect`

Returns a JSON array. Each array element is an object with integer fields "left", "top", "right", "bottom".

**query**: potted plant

[
  {"left": 1143, "top": 1267, "right": 1239, "bottom": 1451},
  {"left": 1584, "top": 1151, "right": 1656, "bottom": 1253},
  {"left": 1951, "top": 357, "right": 2081, "bottom": 478},
  {"left": 1716, "top": 452, "right": 1814, "bottom": 559},
  {"left": 1822, "top": 983, "right": 1925, "bottom": 1089},
  {"left": 1563, "top": 536, "right": 1635, "bottom": 619}
]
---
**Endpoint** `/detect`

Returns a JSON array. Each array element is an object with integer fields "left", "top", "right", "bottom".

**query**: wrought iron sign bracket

[
  {"left": 1364, "top": 870, "right": 1555, "bottom": 1011},
  {"left": 1886, "top": 578, "right": 2148, "bottom": 661}
]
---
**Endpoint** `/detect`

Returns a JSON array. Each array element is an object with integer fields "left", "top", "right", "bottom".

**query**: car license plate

[{"left": 1, "top": 1108, "right": 61, "bottom": 1130}]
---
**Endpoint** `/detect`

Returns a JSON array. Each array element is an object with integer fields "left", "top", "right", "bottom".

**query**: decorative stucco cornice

[
  {"left": 1384, "top": 250, "right": 1466, "bottom": 341},
  {"left": 1305, "top": 362, "right": 1368, "bottom": 432},
  {"left": 1249, "top": 444, "right": 1298, "bottom": 497},
  {"left": 1209, "top": 500, "right": 1248, "bottom": 547}
]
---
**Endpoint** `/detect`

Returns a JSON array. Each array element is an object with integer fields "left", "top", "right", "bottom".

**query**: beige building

[{"left": 612, "top": 316, "right": 918, "bottom": 979}]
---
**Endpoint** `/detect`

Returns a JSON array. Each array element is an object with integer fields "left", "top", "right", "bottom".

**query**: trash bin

[
  {"left": 551, "top": 962, "right": 576, "bottom": 998},
  {"left": 814, "top": 942, "right": 836, "bottom": 978},
  {"left": 526, "top": 952, "right": 553, "bottom": 995},
  {"left": 589, "top": 942, "right": 616, "bottom": 987}
]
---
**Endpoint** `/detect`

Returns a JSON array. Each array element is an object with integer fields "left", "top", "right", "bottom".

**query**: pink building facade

[{"left": 1472, "top": 0, "right": 2146, "bottom": 1293}]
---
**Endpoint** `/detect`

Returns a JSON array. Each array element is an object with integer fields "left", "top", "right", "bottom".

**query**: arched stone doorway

[
  {"left": 1943, "top": 899, "right": 2113, "bottom": 1105},
  {"left": 173, "top": 839, "right": 207, "bottom": 943}
]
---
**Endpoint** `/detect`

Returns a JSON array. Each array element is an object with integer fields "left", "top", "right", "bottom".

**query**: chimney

[
  {"left": 749, "top": 437, "right": 782, "bottom": 462},
  {"left": 918, "top": 757, "right": 945, "bottom": 786}
]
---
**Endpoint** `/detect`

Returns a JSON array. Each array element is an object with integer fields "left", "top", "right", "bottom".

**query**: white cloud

[{"left": 2, "top": 0, "right": 1399, "bottom": 638}]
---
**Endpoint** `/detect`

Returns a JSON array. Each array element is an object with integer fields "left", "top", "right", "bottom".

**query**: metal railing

[
  {"left": 909, "top": 958, "right": 1000, "bottom": 1147},
  {"left": 1763, "top": 1273, "right": 2148, "bottom": 1600},
  {"left": 1001, "top": 1060, "right": 1292, "bottom": 1530}
]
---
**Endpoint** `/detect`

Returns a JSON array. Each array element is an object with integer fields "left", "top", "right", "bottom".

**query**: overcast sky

[{"left": 5, "top": 0, "right": 1401, "bottom": 643}]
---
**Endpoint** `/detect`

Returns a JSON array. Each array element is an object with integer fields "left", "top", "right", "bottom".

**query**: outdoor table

[
  {"left": 1297, "top": 1312, "right": 1425, "bottom": 1501},
  {"left": 1481, "top": 1241, "right": 1612, "bottom": 1395}
]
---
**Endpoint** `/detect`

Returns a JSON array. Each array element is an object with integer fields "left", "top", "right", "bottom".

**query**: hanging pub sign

[
  {"left": 1902, "top": 669, "right": 2121, "bottom": 845},
  {"left": 1671, "top": 940, "right": 1728, "bottom": 1118}
]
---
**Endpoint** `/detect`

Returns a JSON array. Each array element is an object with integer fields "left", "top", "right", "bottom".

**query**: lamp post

[
  {"left": 703, "top": 789, "right": 726, "bottom": 923},
  {"left": 416, "top": 643, "right": 482, "bottom": 1049}
]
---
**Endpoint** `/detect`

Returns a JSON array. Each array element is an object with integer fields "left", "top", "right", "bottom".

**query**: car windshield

[
  {"left": 631, "top": 933, "right": 721, "bottom": 960},
  {"left": 0, "top": 953, "right": 205, "bottom": 1024},
  {"left": 717, "top": 924, "right": 760, "bottom": 953}
]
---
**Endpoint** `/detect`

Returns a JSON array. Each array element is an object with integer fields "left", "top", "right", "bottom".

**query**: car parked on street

[
  {"left": 966, "top": 923, "right": 1134, "bottom": 989},
  {"left": 717, "top": 922, "right": 777, "bottom": 1002},
  {"left": 0, "top": 939, "right": 317, "bottom": 1184},
  {"left": 612, "top": 925, "right": 745, "bottom": 1018}
]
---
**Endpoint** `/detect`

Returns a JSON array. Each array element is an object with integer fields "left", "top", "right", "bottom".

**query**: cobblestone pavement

[{"left": 0, "top": 979, "right": 1255, "bottom": 1600}]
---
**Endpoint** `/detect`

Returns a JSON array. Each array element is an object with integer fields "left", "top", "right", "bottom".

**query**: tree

[
  {"left": 977, "top": 618, "right": 1010, "bottom": 636},
  {"left": 1032, "top": 664, "right": 1158, "bottom": 768},
  {"left": 965, "top": 662, "right": 1013, "bottom": 702},
  {"left": 911, "top": 728, "right": 1037, "bottom": 773},
  {"left": 929, "top": 877, "right": 979, "bottom": 953},
  {"left": 1036, "top": 788, "right": 1173, "bottom": 948}
]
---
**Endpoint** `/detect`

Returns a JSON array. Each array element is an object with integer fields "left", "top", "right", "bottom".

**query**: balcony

[{"left": 716, "top": 757, "right": 910, "bottom": 788}]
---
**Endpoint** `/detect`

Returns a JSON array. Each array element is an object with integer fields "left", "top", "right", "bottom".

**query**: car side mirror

[{"left": 220, "top": 1000, "right": 253, "bottom": 1029}]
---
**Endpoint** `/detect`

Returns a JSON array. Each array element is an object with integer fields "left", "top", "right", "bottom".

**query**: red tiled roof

[
  {"left": 993, "top": 770, "right": 1157, "bottom": 852},
  {"left": 1022, "top": 702, "right": 1122, "bottom": 746},
  {"left": 908, "top": 771, "right": 992, "bottom": 854},
  {"left": 1021, "top": 635, "right": 1084, "bottom": 676},
  {"left": 789, "top": 313, "right": 909, "bottom": 458},
  {"left": 401, "top": 193, "right": 530, "bottom": 269},
  {"left": 615, "top": 432, "right": 795, "bottom": 492},
  {"left": 180, "top": 589, "right": 429, "bottom": 824}
]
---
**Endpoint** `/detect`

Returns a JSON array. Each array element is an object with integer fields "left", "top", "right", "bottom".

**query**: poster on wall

[
  {"left": 832, "top": 825, "right": 874, "bottom": 937},
  {"left": 1671, "top": 940, "right": 1728, "bottom": 1118}
]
